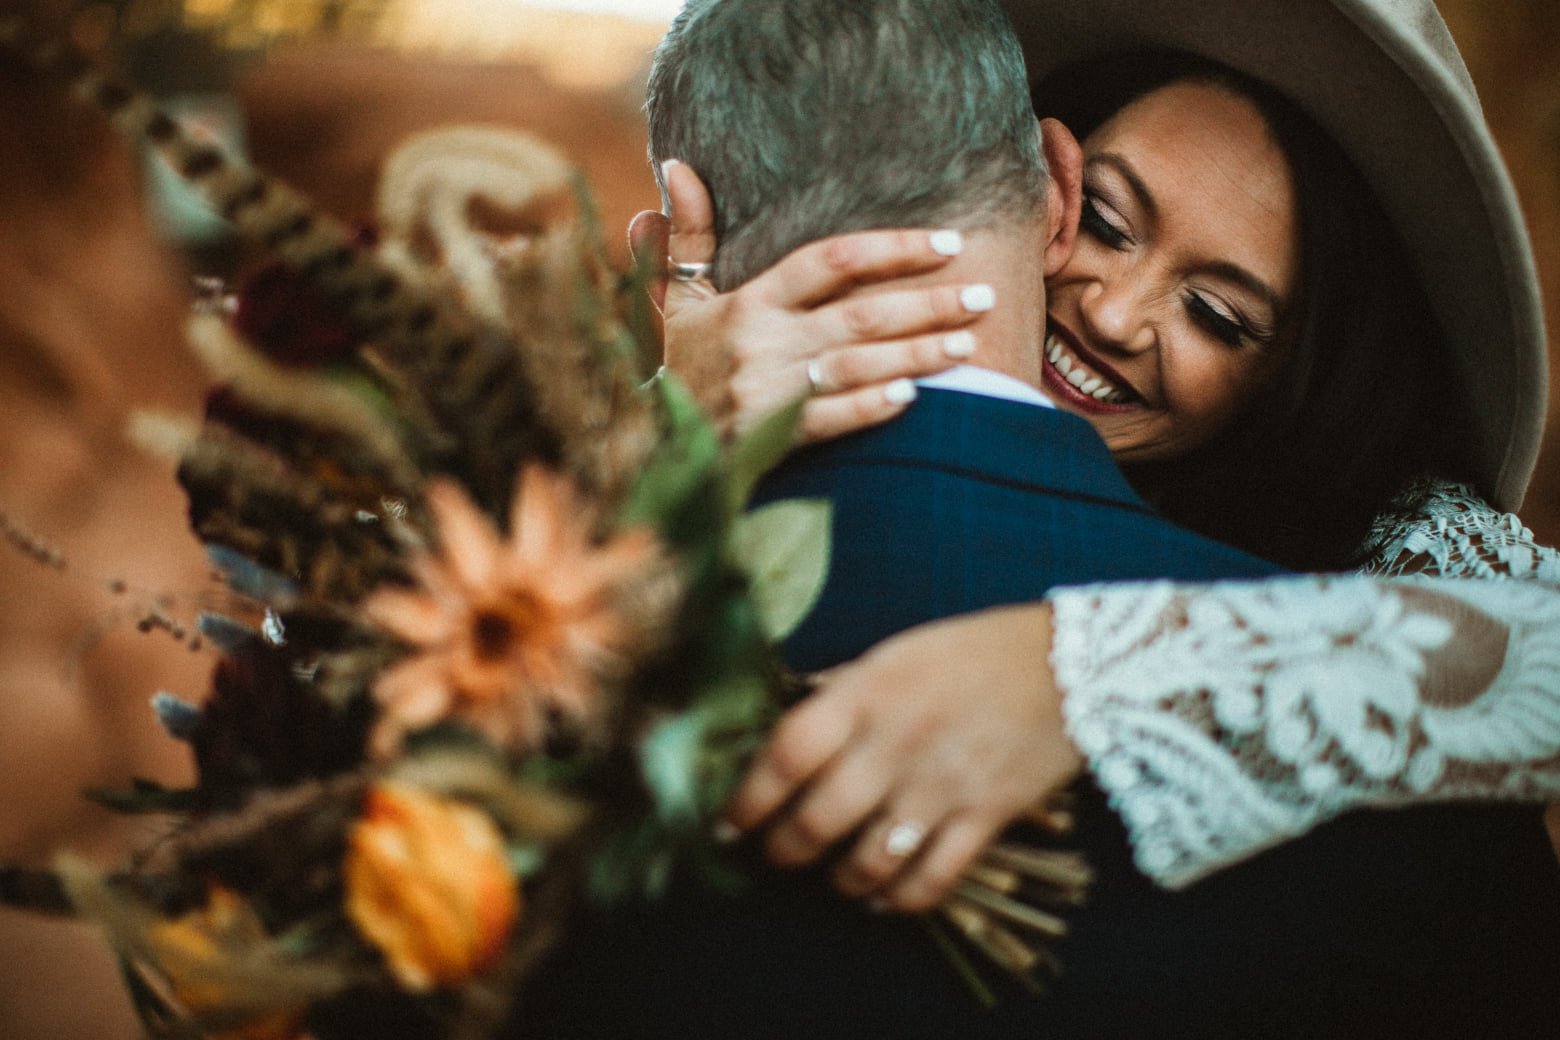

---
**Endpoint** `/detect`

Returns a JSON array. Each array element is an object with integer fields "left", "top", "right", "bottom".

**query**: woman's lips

[{"left": 1041, "top": 323, "right": 1141, "bottom": 414}]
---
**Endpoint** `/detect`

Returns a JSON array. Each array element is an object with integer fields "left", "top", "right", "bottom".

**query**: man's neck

[
  {"left": 959, "top": 223, "right": 1047, "bottom": 388},
  {"left": 856, "top": 220, "right": 1047, "bottom": 389}
]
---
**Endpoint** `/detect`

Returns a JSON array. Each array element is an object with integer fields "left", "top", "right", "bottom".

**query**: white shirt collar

[{"left": 916, "top": 365, "right": 1054, "bottom": 408}]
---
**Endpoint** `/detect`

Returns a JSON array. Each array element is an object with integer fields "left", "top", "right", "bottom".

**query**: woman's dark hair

[{"left": 1037, "top": 52, "right": 1481, "bottom": 570}]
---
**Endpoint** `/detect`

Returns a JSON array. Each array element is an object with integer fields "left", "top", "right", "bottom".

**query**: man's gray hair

[{"left": 646, "top": 0, "right": 1046, "bottom": 289}]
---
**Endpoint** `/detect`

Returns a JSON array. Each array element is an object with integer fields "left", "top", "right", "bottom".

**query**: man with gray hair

[
  {"left": 636, "top": 0, "right": 1074, "bottom": 406},
  {"left": 645, "top": 0, "right": 1046, "bottom": 291}
]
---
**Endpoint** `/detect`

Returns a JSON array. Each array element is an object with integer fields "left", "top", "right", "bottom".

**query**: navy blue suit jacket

[
  {"left": 515, "top": 389, "right": 1560, "bottom": 1039},
  {"left": 756, "top": 388, "right": 1280, "bottom": 671}
]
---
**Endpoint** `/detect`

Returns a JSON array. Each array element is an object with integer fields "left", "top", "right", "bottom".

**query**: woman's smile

[{"left": 1041, "top": 321, "right": 1138, "bottom": 409}]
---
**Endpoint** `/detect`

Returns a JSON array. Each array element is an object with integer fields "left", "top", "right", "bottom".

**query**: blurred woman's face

[{"left": 1043, "top": 80, "right": 1300, "bottom": 461}]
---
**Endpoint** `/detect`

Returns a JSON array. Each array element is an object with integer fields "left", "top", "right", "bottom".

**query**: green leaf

[
  {"left": 730, "top": 499, "right": 832, "bottom": 641},
  {"left": 587, "top": 817, "right": 677, "bottom": 906},
  {"left": 622, "top": 253, "right": 663, "bottom": 364},
  {"left": 639, "top": 711, "right": 706, "bottom": 826},
  {"left": 724, "top": 398, "right": 803, "bottom": 516},
  {"left": 640, "top": 675, "right": 774, "bottom": 828},
  {"left": 618, "top": 372, "right": 722, "bottom": 533},
  {"left": 693, "top": 675, "right": 774, "bottom": 736},
  {"left": 688, "top": 679, "right": 774, "bottom": 811}
]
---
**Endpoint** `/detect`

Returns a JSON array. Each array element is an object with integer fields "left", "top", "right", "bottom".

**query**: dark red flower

[
  {"left": 232, "top": 261, "right": 361, "bottom": 367},
  {"left": 192, "top": 634, "right": 369, "bottom": 805}
]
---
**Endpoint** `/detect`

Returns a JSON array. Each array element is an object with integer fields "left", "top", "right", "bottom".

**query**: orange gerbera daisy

[{"left": 363, "top": 465, "right": 669, "bottom": 757}]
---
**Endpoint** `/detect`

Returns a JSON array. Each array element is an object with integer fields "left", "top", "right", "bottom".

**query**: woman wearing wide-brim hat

[{"left": 632, "top": 0, "right": 1560, "bottom": 1018}]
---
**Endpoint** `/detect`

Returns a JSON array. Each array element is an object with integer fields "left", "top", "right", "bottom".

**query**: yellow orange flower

[
  {"left": 343, "top": 782, "right": 519, "bottom": 993},
  {"left": 145, "top": 886, "right": 309, "bottom": 1040},
  {"left": 363, "top": 465, "right": 670, "bottom": 756}
]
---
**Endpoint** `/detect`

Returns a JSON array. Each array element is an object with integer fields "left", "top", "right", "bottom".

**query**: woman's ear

[
  {"left": 628, "top": 209, "right": 671, "bottom": 313},
  {"left": 1039, "top": 118, "right": 1083, "bottom": 278}
]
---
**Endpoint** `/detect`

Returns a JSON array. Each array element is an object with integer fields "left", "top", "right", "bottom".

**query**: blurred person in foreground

[{"left": 0, "top": 51, "right": 212, "bottom": 1040}]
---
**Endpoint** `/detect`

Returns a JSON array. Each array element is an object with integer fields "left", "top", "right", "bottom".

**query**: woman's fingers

[
  {"left": 627, "top": 209, "right": 670, "bottom": 269},
  {"left": 762, "top": 753, "right": 892, "bottom": 868},
  {"left": 760, "top": 228, "right": 966, "bottom": 308},
  {"left": 807, "top": 330, "right": 977, "bottom": 395},
  {"left": 812, "top": 282, "right": 993, "bottom": 348},
  {"left": 723, "top": 695, "right": 855, "bottom": 836},
  {"left": 796, "top": 383, "right": 919, "bottom": 444},
  {"left": 663, "top": 159, "right": 717, "bottom": 270},
  {"left": 738, "top": 606, "right": 1080, "bottom": 912},
  {"left": 879, "top": 814, "right": 996, "bottom": 913},
  {"left": 726, "top": 329, "right": 974, "bottom": 442},
  {"left": 832, "top": 810, "right": 935, "bottom": 898},
  {"left": 725, "top": 317, "right": 977, "bottom": 434}
]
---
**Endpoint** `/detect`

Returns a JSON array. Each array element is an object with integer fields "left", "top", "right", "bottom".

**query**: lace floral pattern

[{"left": 1051, "top": 480, "right": 1560, "bottom": 888}]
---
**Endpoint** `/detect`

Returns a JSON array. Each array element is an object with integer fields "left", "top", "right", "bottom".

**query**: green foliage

[
  {"left": 730, "top": 499, "right": 833, "bottom": 641},
  {"left": 618, "top": 373, "right": 723, "bottom": 544},
  {"left": 638, "top": 711, "right": 705, "bottom": 827},
  {"left": 724, "top": 399, "right": 803, "bottom": 516},
  {"left": 639, "top": 677, "right": 773, "bottom": 828}
]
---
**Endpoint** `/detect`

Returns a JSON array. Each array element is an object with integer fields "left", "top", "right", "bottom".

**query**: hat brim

[{"left": 1005, "top": 0, "right": 1547, "bottom": 511}]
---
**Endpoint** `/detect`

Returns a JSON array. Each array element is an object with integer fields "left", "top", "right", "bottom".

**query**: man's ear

[
  {"left": 628, "top": 208, "right": 672, "bottom": 314},
  {"left": 1038, "top": 118, "right": 1083, "bottom": 278}
]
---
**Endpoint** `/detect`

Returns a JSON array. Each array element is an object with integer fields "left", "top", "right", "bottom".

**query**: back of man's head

[{"left": 647, "top": 0, "right": 1045, "bottom": 289}]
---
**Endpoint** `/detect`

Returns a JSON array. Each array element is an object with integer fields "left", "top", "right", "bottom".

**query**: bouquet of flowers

[{"left": 0, "top": 15, "right": 1089, "bottom": 1039}]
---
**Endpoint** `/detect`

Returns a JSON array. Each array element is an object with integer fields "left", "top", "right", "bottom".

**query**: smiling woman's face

[{"left": 1043, "top": 80, "right": 1301, "bottom": 461}]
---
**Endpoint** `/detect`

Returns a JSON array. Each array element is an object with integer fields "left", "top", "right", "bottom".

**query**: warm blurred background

[{"left": 1, "top": 1, "right": 1557, "bottom": 1035}]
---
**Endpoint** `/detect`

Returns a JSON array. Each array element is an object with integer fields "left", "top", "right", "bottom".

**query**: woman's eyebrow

[
  {"left": 1203, "top": 260, "right": 1283, "bottom": 313},
  {"left": 1091, "top": 151, "right": 1284, "bottom": 314},
  {"left": 1089, "top": 152, "right": 1158, "bottom": 221}
]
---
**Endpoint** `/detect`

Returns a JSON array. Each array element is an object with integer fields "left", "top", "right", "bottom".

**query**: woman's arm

[
  {"left": 725, "top": 482, "right": 1560, "bottom": 905},
  {"left": 1052, "top": 480, "right": 1560, "bottom": 888}
]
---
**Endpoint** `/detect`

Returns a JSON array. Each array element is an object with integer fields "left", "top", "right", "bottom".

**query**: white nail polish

[
  {"left": 712, "top": 820, "right": 741, "bottom": 844},
  {"left": 960, "top": 284, "right": 996, "bottom": 312},
  {"left": 929, "top": 230, "right": 963, "bottom": 256},
  {"left": 661, "top": 158, "right": 681, "bottom": 179},
  {"left": 943, "top": 330, "right": 976, "bottom": 358},
  {"left": 884, "top": 379, "right": 918, "bottom": 405}
]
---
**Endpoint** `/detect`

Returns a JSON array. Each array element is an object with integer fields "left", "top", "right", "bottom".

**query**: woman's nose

[{"left": 1079, "top": 278, "right": 1156, "bottom": 356}]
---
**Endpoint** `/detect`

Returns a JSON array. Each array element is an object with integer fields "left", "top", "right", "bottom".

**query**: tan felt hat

[{"left": 1005, "top": 0, "right": 1548, "bottom": 510}]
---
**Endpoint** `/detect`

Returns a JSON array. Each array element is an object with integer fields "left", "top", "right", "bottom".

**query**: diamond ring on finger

[
  {"left": 806, "top": 357, "right": 828, "bottom": 396},
  {"left": 884, "top": 820, "right": 927, "bottom": 858}
]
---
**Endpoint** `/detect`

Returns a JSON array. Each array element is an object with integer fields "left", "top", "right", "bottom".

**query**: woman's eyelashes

[
  {"left": 1080, "top": 192, "right": 1132, "bottom": 249},
  {"left": 1185, "top": 292, "right": 1249, "bottom": 347}
]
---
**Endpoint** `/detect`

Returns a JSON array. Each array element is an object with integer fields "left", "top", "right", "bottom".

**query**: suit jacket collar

[{"left": 783, "top": 387, "right": 1152, "bottom": 515}]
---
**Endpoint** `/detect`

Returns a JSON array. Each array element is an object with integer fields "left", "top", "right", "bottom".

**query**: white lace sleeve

[{"left": 1051, "top": 481, "right": 1560, "bottom": 889}]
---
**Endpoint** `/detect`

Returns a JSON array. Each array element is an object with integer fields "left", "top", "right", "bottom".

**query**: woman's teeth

[{"left": 1045, "top": 335, "right": 1130, "bottom": 403}]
